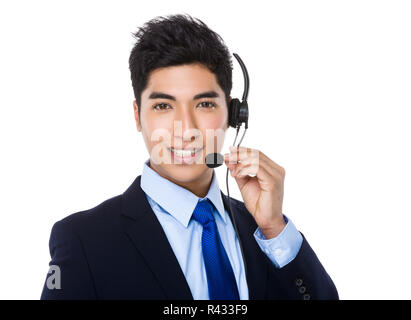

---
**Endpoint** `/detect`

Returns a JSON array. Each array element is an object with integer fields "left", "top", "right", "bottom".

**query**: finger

[
  {"left": 224, "top": 152, "right": 258, "bottom": 170},
  {"left": 234, "top": 162, "right": 276, "bottom": 191},
  {"left": 230, "top": 156, "right": 258, "bottom": 174},
  {"left": 233, "top": 156, "right": 283, "bottom": 183},
  {"left": 223, "top": 153, "right": 238, "bottom": 167},
  {"left": 227, "top": 147, "right": 262, "bottom": 180},
  {"left": 255, "top": 150, "right": 286, "bottom": 177},
  {"left": 234, "top": 163, "right": 259, "bottom": 177},
  {"left": 229, "top": 147, "right": 276, "bottom": 177},
  {"left": 227, "top": 147, "right": 259, "bottom": 174},
  {"left": 240, "top": 148, "right": 285, "bottom": 179},
  {"left": 228, "top": 146, "right": 286, "bottom": 179},
  {"left": 229, "top": 146, "right": 255, "bottom": 162},
  {"left": 225, "top": 147, "right": 244, "bottom": 164}
]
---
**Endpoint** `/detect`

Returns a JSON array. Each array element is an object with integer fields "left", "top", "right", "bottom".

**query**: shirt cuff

[{"left": 253, "top": 214, "right": 303, "bottom": 268}]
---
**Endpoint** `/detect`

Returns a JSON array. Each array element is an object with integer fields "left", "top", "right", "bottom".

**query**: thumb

[
  {"left": 223, "top": 154, "right": 236, "bottom": 172},
  {"left": 224, "top": 155, "right": 249, "bottom": 189}
]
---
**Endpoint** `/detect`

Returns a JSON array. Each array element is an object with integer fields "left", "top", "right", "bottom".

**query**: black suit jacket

[{"left": 40, "top": 174, "right": 338, "bottom": 300}]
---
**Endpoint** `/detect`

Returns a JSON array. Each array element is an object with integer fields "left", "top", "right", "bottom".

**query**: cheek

[
  {"left": 205, "top": 118, "right": 226, "bottom": 131},
  {"left": 201, "top": 114, "right": 228, "bottom": 151},
  {"left": 141, "top": 115, "right": 173, "bottom": 149},
  {"left": 198, "top": 114, "right": 225, "bottom": 137},
  {"left": 205, "top": 107, "right": 228, "bottom": 129}
]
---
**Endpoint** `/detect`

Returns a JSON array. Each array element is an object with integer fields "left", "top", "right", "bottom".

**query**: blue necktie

[{"left": 191, "top": 198, "right": 240, "bottom": 300}]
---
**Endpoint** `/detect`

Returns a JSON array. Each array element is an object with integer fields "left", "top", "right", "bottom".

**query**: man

[{"left": 41, "top": 14, "right": 338, "bottom": 300}]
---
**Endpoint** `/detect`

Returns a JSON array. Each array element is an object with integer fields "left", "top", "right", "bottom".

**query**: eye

[
  {"left": 152, "top": 103, "right": 172, "bottom": 111},
  {"left": 197, "top": 101, "right": 216, "bottom": 109}
]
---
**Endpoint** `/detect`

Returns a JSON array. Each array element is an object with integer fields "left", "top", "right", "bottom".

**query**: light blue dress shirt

[{"left": 140, "top": 158, "right": 303, "bottom": 300}]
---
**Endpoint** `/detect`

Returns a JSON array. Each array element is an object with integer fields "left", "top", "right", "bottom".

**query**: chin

[{"left": 162, "top": 163, "right": 209, "bottom": 183}]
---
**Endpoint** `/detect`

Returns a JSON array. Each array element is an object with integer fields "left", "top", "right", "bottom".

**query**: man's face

[{"left": 133, "top": 62, "right": 230, "bottom": 184}]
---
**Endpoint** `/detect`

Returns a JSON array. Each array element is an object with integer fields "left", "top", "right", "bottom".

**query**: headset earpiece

[
  {"left": 228, "top": 98, "right": 240, "bottom": 128},
  {"left": 228, "top": 53, "right": 250, "bottom": 129},
  {"left": 228, "top": 98, "right": 248, "bottom": 129}
]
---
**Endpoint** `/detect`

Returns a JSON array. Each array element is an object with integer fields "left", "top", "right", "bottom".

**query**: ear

[{"left": 133, "top": 100, "right": 142, "bottom": 132}]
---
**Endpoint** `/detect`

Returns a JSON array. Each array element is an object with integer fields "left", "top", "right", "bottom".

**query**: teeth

[{"left": 171, "top": 148, "right": 197, "bottom": 157}]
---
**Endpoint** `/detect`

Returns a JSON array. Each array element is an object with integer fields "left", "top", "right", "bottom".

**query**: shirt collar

[{"left": 140, "top": 158, "right": 227, "bottom": 228}]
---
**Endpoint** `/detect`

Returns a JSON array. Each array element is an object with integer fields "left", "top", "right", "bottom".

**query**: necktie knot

[{"left": 191, "top": 199, "right": 215, "bottom": 226}]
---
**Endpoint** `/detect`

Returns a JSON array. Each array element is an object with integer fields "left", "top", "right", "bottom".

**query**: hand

[{"left": 224, "top": 146, "right": 286, "bottom": 239}]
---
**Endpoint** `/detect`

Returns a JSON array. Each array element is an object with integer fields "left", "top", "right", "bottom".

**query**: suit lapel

[
  {"left": 121, "top": 175, "right": 193, "bottom": 300},
  {"left": 221, "top": 191, "right": 268, "bottom": 300}
]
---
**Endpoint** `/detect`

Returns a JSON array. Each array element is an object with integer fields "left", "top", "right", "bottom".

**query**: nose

[{"left": 173, "top": 106, "right": 200, "bottom": 142}]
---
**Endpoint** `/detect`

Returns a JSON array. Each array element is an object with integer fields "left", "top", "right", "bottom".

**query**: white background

[{"left": 0, "top": 0, "right": 410, "bottom": 300}]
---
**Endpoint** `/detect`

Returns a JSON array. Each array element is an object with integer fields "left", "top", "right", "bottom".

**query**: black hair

[{"left": 128, "top": 13, "right": 233, "bottom": 117}]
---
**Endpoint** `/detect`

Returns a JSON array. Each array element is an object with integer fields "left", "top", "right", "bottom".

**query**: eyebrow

[{"left": 148, "top": 90, "right": 219, "bottom": 101}]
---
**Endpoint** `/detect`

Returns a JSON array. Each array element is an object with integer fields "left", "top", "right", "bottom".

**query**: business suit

[{"left": 40, "top": 174, "right": 338, "bottom": 300}]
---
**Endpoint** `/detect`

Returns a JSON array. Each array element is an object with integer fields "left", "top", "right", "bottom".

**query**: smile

[{"left": 167, "top": 147, "right": 204, "bottom": 160}]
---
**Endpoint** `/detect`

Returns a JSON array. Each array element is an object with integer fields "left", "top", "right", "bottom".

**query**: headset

[
  {"left": 205, "top": 52, "right": 250, "bottom": 282},
  {"left": 228, "top": 53, "right": 250, "bottom": 131}
]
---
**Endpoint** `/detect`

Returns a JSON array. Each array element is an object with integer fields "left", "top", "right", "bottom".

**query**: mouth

[{"left": 167, "top": 146, "right": 204, "bottom": 164}]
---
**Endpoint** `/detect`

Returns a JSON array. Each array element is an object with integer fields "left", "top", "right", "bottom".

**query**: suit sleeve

[
  {"left": 40, "top": 220, "right": 97, "bottom": 299},
  {"left": 265, "top": 232, "right": 339, "bottom": 300}
]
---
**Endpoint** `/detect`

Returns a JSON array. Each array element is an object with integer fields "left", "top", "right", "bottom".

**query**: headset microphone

[
  {"left": 204, "top": 52, "right": 250, "bottom": 280},
  {"left": 205, "top": 153, "right": 224, "bottom": 168}
]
